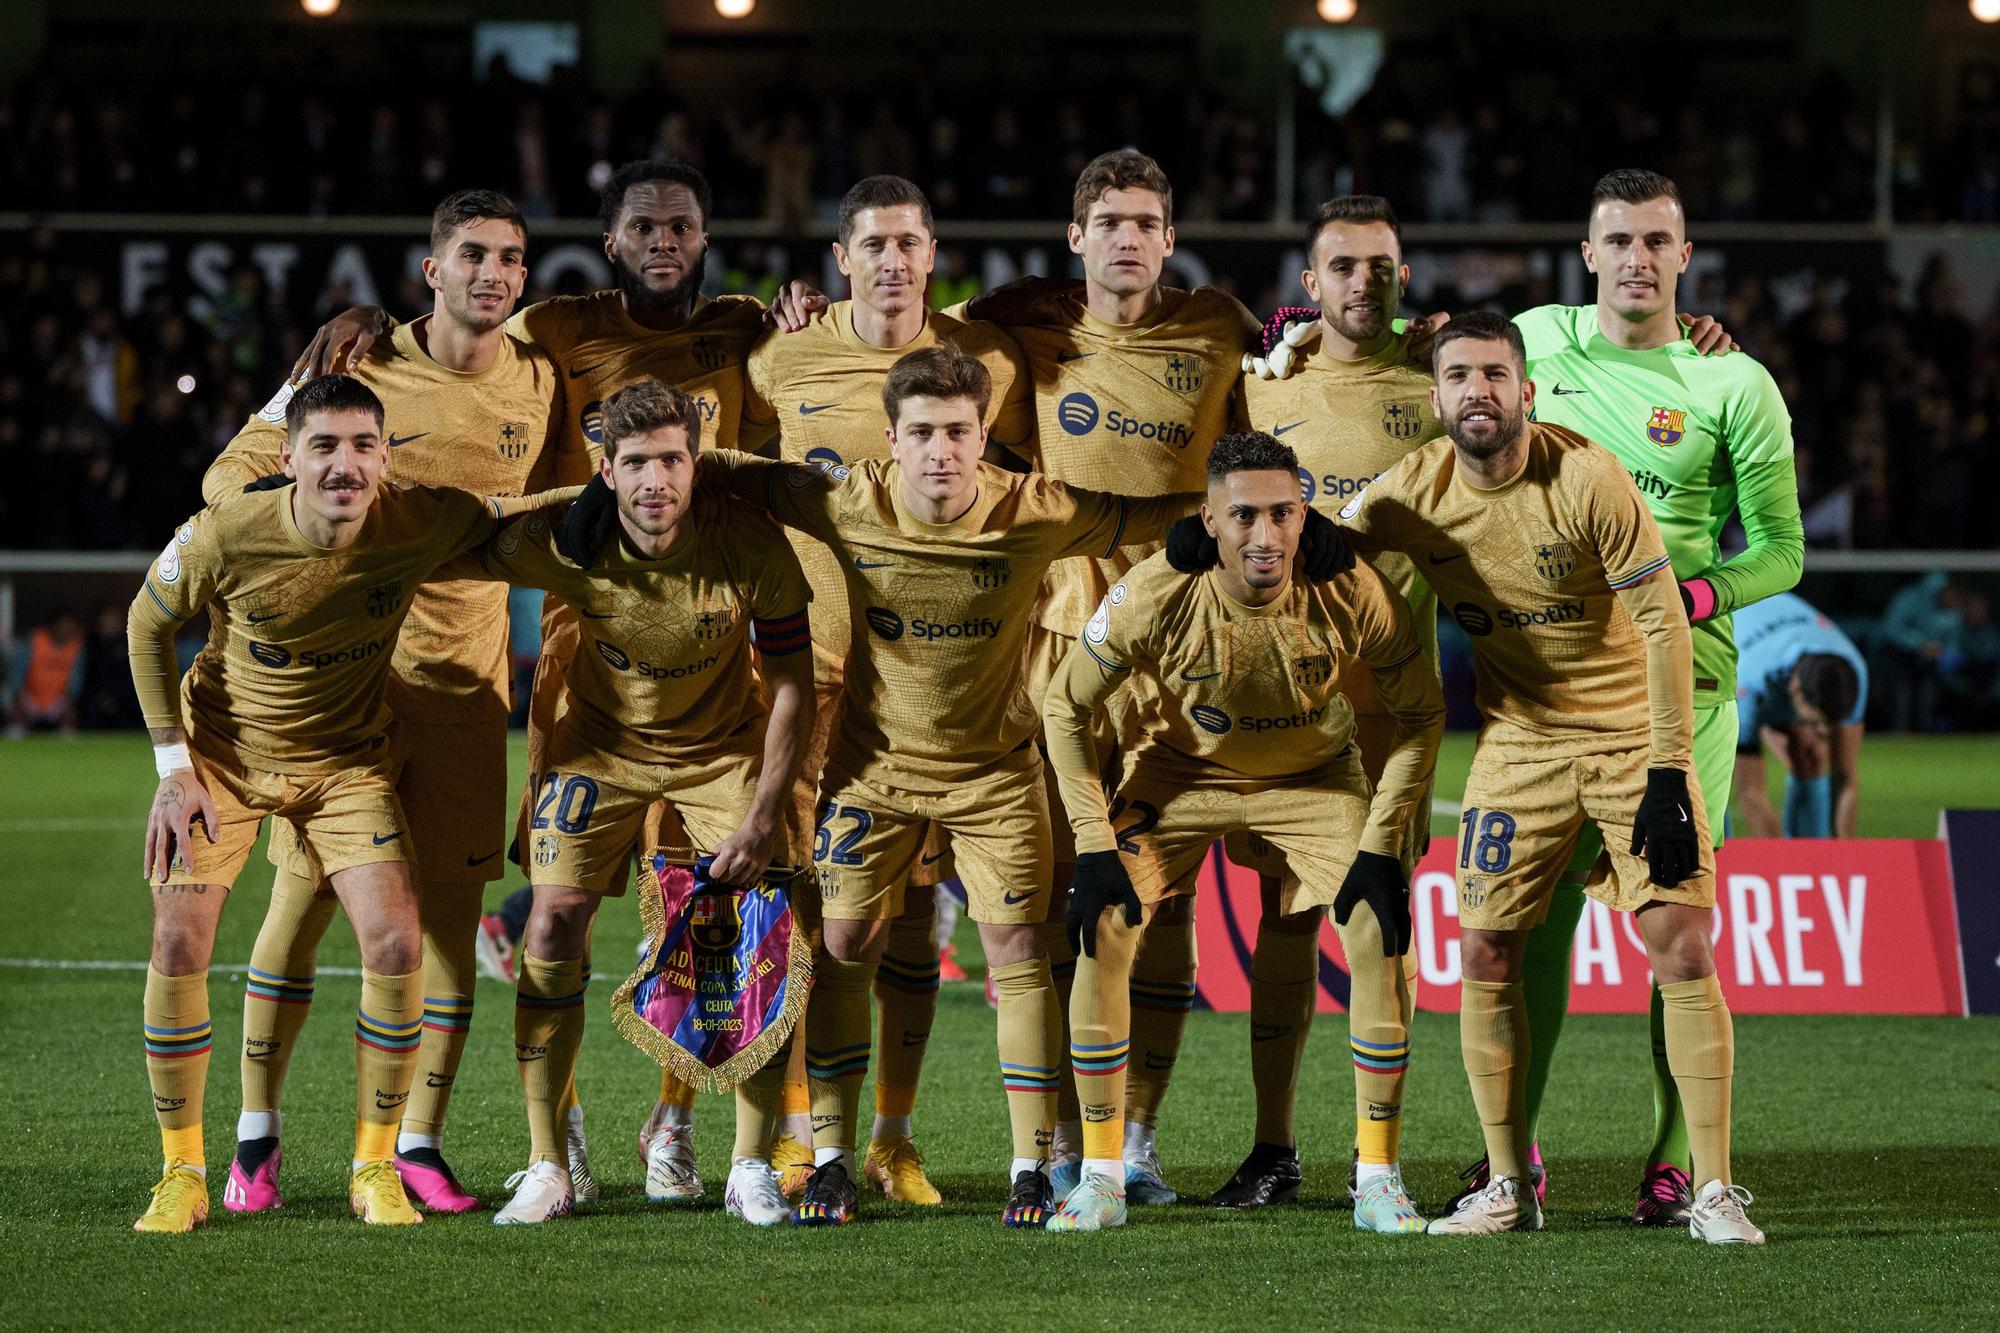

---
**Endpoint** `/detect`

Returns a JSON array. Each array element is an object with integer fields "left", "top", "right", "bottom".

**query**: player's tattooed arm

[
  {"left": 293, "top": 306, "right": 394, "bottom": 378},
  {"left": 143, "top": 727, "right": 217, "bottom": 886}
]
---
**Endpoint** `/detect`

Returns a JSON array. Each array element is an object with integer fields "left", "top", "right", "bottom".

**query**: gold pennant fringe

[{"left": 609, "top": 847, "right": 813, "bottom": 1095}]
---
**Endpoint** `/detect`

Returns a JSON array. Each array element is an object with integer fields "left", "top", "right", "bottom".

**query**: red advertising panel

[{"left": 1191, "top": 838, "right": 1963, "bottom": 1017}]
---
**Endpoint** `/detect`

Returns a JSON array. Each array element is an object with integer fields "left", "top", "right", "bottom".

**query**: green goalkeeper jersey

[{"left": 1515, "top": 303, "right": 1803, "bottom": 705}]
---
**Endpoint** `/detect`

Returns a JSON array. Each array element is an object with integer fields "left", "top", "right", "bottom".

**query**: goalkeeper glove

[
  {"left": 1631, "top": 767, "right": 1700, "bottom": 886},
  {"left": 1332, "top": 850, "right": 1411, "bottom": 957},
  {"left": 242, "top": 474, "right": 294, "bottom": 493},
  {"left": 1066, "top": 849, "right": 1141, "bottom": 958},
  {"left": 1162, "top": 507, "right": 1352, "bottom": 580},
  {"left": 555, "top": 474, "right": 619, "bottom": 569}
]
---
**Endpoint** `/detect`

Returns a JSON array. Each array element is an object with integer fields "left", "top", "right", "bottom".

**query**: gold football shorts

[{"left": 165, "top": 743, "right": 409, "bottom": 888}]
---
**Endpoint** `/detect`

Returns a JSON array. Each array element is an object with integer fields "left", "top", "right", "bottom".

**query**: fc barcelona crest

[
  {"left": 1535, "top": 543, "right": 1576, "bottom": 581},
  {"left": 365, "top": 581, "right": 402, "bottom": 619},
  {"left": 972, "top": 557, "right": 1011, "bottom": 591},
  {"left": 687, "top": 892, "right": 743, "bottom": 951},
  {"left": 1161, "top": 354, "right": 1204, "bottom": 395},
  {"left": 1382, "top": 399, "right": 1426, "bottom": 440},
  {"left": 498, "top": 422, "right": 529, "bottom": 459},
  {"left": 1647, "top": 407, "right": 1686, "bottom": 447},
  {"left": 694, "top": 609, "right": 733, "bottom": 641},
  {"left": 1293, "top": 652, "right": 1332, "bottom": 688},
  {"left": 692, "top": 336, "right": 729, "bottom": 371}
]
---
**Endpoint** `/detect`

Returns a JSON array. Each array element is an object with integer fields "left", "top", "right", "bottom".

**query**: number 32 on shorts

[{"left": 1458, "top": 806, "right": 1516, "bottom": 873}]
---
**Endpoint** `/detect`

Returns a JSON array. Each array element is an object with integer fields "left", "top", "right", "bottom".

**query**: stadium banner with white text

[
  {"left": 1941, "top": 809, "right": 1999, "bottom": 1016},
  {"left": 1192, "top": 838, "right": 1965, "bottom": 1017}
]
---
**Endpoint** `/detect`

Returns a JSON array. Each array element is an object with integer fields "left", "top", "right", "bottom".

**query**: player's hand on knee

[
  {"left": 1066, "top": 850, "right": 1140, "bottom": 958},
  {"left": 555, "top": 475, "right": 619, "bottom": 569},
  {"left": 707, "top": 820, "right": 776, "bottom": 888},
  {"left": 1333, "top": 850, "right": 1411, "bottom": 956},
  {"left": 1631, "top": 767, "right": 1699, "bottom": 886},
  {"left": 1299, "top": 506, "right": 1356, "bottom": 581},
  {"left": 1164, "top": 514, "right": 1220, "bottom": 573},
  {"left": 146, "top": 770, "right": 216, "bottom": 885}
]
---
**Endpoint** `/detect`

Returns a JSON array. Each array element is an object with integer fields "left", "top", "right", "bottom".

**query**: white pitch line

[
  {"left": 1430, "top": 798, "right": 1462, "bottom": 817},
  {"left": 0, "top": 957, "right": 367, "bottom": 977}
]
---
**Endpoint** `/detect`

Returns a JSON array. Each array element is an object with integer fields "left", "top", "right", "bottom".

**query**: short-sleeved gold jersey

[
  {"left": 1244, "top": 329, "right": 1445, "bottom": 714},
  {"left": 481, "top": 498, "right": 809, "bottom": 767},
  {"left": 705, "top": 453, "right": 1195, "bottom": 792},
  {"left": 508, "top": 291, "right": 765, "bottom": 463},
  {"left": 130, "top": 484, "right": 513, "bottom": 774},
  {"left": 1048, "top": 552, "right": 1442, "bottom": 857},
  {"left": 201, "top": 319, "right": 571, "bottom": 725},
  {"left": 1338, "top": 422, "right": 1686, "bottom": 758},
  {"left": 996, "top": 287, "right": 1259, "bottom": 634},
  {"left": 742, "top": 302, "right": 1036, "bottom": 662}
]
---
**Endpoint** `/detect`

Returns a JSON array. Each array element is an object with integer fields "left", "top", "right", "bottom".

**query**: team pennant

[{"left": 610, "top": 850, "right": 811, "bottom": 1093}]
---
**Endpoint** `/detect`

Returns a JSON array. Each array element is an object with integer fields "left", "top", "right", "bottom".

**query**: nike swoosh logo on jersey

[
  {"left": 372, "top": 831, "right": 404, "bottom": 846},
  {"left": 798, "top": 402, "right": 838, "bottom": 416},
  {"left": 855, "top": 557, "right": 894, "bottom": 570},
  {"left": 1057, "top": 350, "right": 1095, "bottom": 363},
  {"left": 466, "top": 849, "right": 501, "bottom": 866},
  {"left": 1181, "top": 668, "right": 1221, "bottom": 681},
  {"left": 245, "top": 611, "right": 282, "bottom": 624},
  {"left": 1001, "top": 890, "right": 1034, "bottom": 905},
  {"left": 1427, "top": 552, "right": 1464, "bottom": 565},
  {"left": 1273, "top": 420, "right": 1306, "bottom": 435},
  {"left": 1550, "top": 383, "right": 1588, "bottom": 395},
  {"left": 568, "top": 359, "right": 613, "bottom": 379},
  {"left": 387, "top": 433, "right": 429, "bottom": 448}
]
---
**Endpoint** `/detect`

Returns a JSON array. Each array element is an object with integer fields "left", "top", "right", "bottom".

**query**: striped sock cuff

[
  {"left": 356, "top": 1008, "right": 423, "bottom": 1053},
  {"left": 144, "top": 1019, "right": 213, "bottom": 1059},
  {"left": 422, "top": 995, "right": 474, "bottom": 1033},
  {"left": 515, "top": 987, "right": 586, "bottom": 1010},
  {"left": 245, "top": 966, "right": 315, "bottom": 1006},
  {"left": 1131, "top": 978, "right": 1198, "bottom": 1013},
  {"left": 1000, "top": 1060, "right": 1062, "bottom": 1094},
  {"left": 806, "top": 1041, "right": 871, "bottom": 1081},
  {"left": 1069, "top": 1038, "right": 1129, "bottom": 1078},
  {"left": 1351, "top": 1034, "right": 1410, "bottom": 1073},
  {"left": 877, "top": 953, "right": 942, "bottom": 995}
]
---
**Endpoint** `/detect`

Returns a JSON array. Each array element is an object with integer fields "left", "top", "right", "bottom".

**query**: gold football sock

[
  {"left": 1043, "top": 919, "right": 1081, "bottom": 1128},
  {"left": 553, "top": 954, "right": 591, "bottom": 1124},
  {"left": 401, "top": 879, "right": 483, "bottom": 1139},
  {"left": 780, "top": 1026, "right": 811, "bottom": 1129},
  {"left": 805, "top": 954, "right": 876, "bottom": 1156},
  {"left": 990, "top": 956, "right": 1061, "bottom": 1165},
  {"left": 515, "top": 954, "right": 586, "bottom": 1166},
  {"left": 1660, "top": 974, "right": 1734, "bottom": 1186},
  {"left": 353, "top": 967, "right": 422, "bottom": 1164},
  {"left": 1066, "top": 912, "right": 1139, "bottom": 1164},
  {"left": 658, "top": 1070, "right": 699, "bottom": 1108},
  {"left": 1460, "top": 978, "right": 1530, "bottom": 1183},
  {"left": 733, "top": 1048, "right": 788, "bottom": 1161},
  {"left": 145, "top": 966, "right": 211, "bottom": 1169},
  {"left": 1248, "top": 923, "right": 1318, "bottom": 1148},
  {"left": 872, "top": 902, "right": 940, "bottom": 1124},
  {"left": 1338, "top": 908, "right": 1413, "bottom": 1164},
  {"left": 240, "top": 867, "right": 337, "bottom": 1121},
  {"left": 1125, "top": 908, "right": 1196, "bottom": 1130}
]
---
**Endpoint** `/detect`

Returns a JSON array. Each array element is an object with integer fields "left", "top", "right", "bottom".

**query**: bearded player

[
  {"left": 1044, "top": 431, "right": 1443, "bottom": 1232},
  {"left": 741, "top": 173, "right": 1036, "bottom": 1202},
  {"left": 957, "top": 149, "right": 1261, "bottom": 1201},
  {"left": 201, "top": 190, "right": 574, "bottom": 1215}
]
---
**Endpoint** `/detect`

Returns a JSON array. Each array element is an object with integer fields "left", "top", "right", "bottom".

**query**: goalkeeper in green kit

[{"left": 1439, "top": 169, "right": 1802, "bottom": 1225}]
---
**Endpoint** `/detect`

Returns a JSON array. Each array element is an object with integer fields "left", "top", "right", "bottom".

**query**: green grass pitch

[{"left": 2, "top": 733, "right": 1997, "bottom": 1330}]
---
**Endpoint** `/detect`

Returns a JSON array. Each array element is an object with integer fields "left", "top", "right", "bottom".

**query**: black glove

[
  {"left": 1332, "top": 850, "right": 1411, "bottom": 957},
  {"left": 1631, "top": 767, "right": 1699, "bottom": 886},
  {"left": 1299, "top": 506, "right": 1355, "bottom": 581},
  {"left": 1164, "top": 513, "right": 1218, "bottom": 573},
  {"left": 243, "top": 474, "right": 294, "bottom": 493},
  {"left": 555, "top": 474, "right": 618, "bottom": 569},
  {"left": 1066, "top": 849, "right": 1141, "bottom": 959}
]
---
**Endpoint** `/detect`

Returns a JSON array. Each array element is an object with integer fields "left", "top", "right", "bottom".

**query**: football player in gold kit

[
  {"left": 203, "top": 190, "right": 576, "bottom": 1215},
  {"left": 127, "top": 375, "right": 570, "bottom": 1233},
  {"left": 740, "top": 175, "right": 1035, "bottom": 1203},
  {"left": 1042, "top": 430, "right": 1444, "bottom": 1232}
]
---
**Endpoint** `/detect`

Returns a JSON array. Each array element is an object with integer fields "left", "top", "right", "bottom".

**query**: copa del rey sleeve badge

[{"left": 610, "top": 852, "right": 811, "bottom": 1092}]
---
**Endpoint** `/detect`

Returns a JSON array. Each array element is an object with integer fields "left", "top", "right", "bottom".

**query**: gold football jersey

[
  {"left": 991, "top": 286, "right": 1259, "bottom": 634},
  {"left": 1337, "top": 422, "right": 1693, "bottom": 765},
  {"left": 703, "top": 453, "right": 1197, "bottom": 792},
  {"left": 508, "top": 291, "right": 765, "bottom": 463},
  {"left": 1244, "top": 328, "right": 1444, "bottom": 715},
  {"left": 1045, "top": 551, "right": 1443, "bottom": 858},
  {"left": 202, "top": 318, "right": 573, "bottom": 725},
  {"left": 743, "top": 302, "right": 1036, "bottom": 662},
  {"left": 129, "top": 484, "right": 533, "bottom": 774},
  {"left": 479, "top": 497, "right": 808, "bottom": 767}
]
